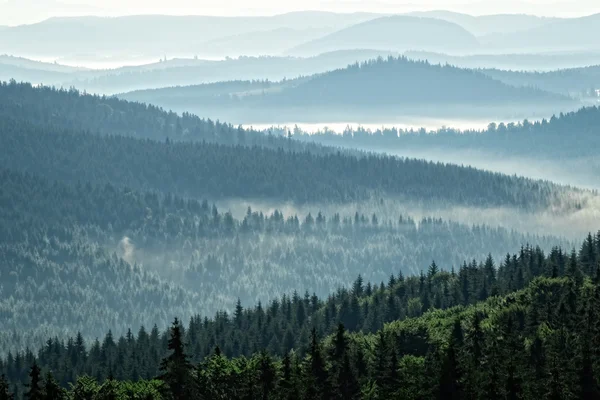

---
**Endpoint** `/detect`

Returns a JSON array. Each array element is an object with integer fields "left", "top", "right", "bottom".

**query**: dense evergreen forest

[
  {"left": 482, "top": 65, "right": 600, "bottom": 97},
  {"left": 121, "top": 57, "right": 568, "bottom": 122},
  {"left": 0, "top": 167, "right": 568, "bottom": 355},
  {"left": 0, "top": 109, "right": 579, "bottom": 209},
  {"left": 1, "top": 231, "right": 599, "bottom": 399},
  {"left": 0, "top": 80, "right": 293, "bottom": 149},
  {"left": 288, "top": 105, "right": 600, "bottom": 159}
]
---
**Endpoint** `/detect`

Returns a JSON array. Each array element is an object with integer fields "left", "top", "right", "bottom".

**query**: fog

[
  {"left": 3, "top": 0, "right": 599, "bottom": 26},
  {"left": 219, "top": 189, "right": 599, "bottom": 241}
]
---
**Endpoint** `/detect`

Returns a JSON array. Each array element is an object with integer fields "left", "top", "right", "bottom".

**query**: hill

[
  {"left": 1, "top": 229, "right": 597, "bottom": 398},
  {"left": 405, "top": 50, "right": 600, "bottom": 71},
  {"left": 481, "top": 65, "right": 600, "bottom": 97},
  {"left": 0, "top": 113, "right": 574, "bottom": 209},
  {"left": 68, "top": 50, "right": 398, "bottom": 94},
  {"left": 190, "top": 27, "right": 333, "bottom": 58},
  {"left": 0, "top": 12, "right": 380, "bottom": 58},
  {"left": 121, "top": 56, "right": 569, "bottom": 123},
  {"left": 407, "top": 11, "right": 557, "bottom": 36},
  {"left": 0, "top": 54, "right": 84, "bottom": 73},
  {"left": 291, "top": 105, "right": 600, "bottom": 190},
  {"left": 287, "top": 16, "right": 480, "bottom": 57},
  {"left": 0, "top": 165, "right": 570, "bottom": 356},
  {"left": 482, "top": 13, "right": 600, "bottom": 52}
]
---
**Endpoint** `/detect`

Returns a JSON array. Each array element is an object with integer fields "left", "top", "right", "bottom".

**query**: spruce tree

[
  {"left": 42, "top": 373, "right": 64, "bottom": 400},
  {"left": 24, "top": 362, "right": 43, "bottom": 400},
  {"left": 303, "top": 328, "right": 330, "bottom": 400},
  {"left": 258, "top": 351, "right": 276, "bottom": 400},
  {"left": 158, "top": 318, "right": 194, "bottom": 400},
  {"left": 0, "top": 375, "right": 13, "bottom": 400}
]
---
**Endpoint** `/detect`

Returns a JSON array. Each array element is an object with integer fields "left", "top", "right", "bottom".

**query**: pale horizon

[{"left": 1, "top": 0, "right": 600, "bottom": 26}]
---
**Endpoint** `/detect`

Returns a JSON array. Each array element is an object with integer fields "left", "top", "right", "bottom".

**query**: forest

[
  {"left": 0, "top": 167, "right": 568, "bottom": 355},
  {"left": 120, "top": 56, "right": 570, "bottom": 124},
  {"left": 1, "top": 231, "right": 599, "bottom": 399},
  {"left": 2, "top": 5, "right": 600, "bottom": 400},
  {"left": 290, "top": 105, "right": 600, "bottom": 159},
  {"left": 0, "top": 104, "right": 580, "bottom": 210}
]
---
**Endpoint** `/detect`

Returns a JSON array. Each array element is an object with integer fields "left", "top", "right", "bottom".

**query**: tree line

[
  {"left": 1, "top": 167, "right": 568, "bottom": 355},
  {"left": 1, "top": 231, "right": 599, "bottom": 399}
]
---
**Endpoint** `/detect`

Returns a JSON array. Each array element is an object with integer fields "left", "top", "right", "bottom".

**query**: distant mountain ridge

[
  {"left": 287, "top": 16, "right": 480, "bottom": 56},
  {"left": 481, "top": 13, "right": 600, "bottom": 52},
  {"left": 406, "top": 10, "right": 558, "bottom": 36},
  {"left": 120, "top": 56, "right": 570, "bottom": 123},
  {"left": 0, "top": 12, "right": 381, "bottom": 57}
]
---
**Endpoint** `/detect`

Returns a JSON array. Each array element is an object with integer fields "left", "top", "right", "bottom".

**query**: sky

[{"left": 1, "top": 0, "right": 599, "bottom": 26}]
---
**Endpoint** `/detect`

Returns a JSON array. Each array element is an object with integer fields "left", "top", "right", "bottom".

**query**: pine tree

[
  {"left": 329, "top": 324, "right": 359, "bottom": 399},
  {"left": 439, "top": 319, "right": 463, "bottom": 400},
  {"left": 42, "top": 373, "right": 64, "bottom": 400},
  {"left": 158, "top": 318, "right": 194, "bottom": 400},
  {"left": 0, "top": 375, "right": 13, "bottom": 400},
  {"left": 278, "top": 353, "right": 298, "bottom": 400},
  {"left": 24, "top": 362, "right": 43, "bottom": 400},
  {"left": 258, "top": 351, "right": 276, "bottom": 400},
  {"left": 303, "top": 328, "right": 330, "bottom": 400}
]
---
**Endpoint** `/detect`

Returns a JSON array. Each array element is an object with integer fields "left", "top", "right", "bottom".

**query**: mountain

[
  {"left": 0, "top": 63, "right": 71, "bottom": 86},
  {"left": 1, "top": 229, "right": 597, "bottom": 398},
  {"left": 0, "top": 54, "right": 85, "bottom": 73},
  {"left": 293, "top": 106, "right": 600, "bottom": 190},
  {"left": 287, "top": 16, "right": 480, "bottom": 56},
  {"left": 407, "top": 11, "right": 557, "bottom": 36},
  {"left": 481, "top": 65, "right": 600, "bottom": 97},
  {"left": 120, "top": 56, "right": 569, "bottom": 123},
  {"left": 0, "top": 12, "right": 380, "bottom": 58},
  {"left": 193, "top": 27, "right": 333, "bottom": 57},
  {"left": 481, "top": 13, "right": 600, "bottom": 52},
  {"left": 68, "top": 50, "right": 398, "bottom": 94},
  {"left": 0, "top": 165, "right": 569, "bottom": 355},
  {"left": 0, "top": 50, "right": 399, "bottom": 94},
  {"left": 405, "top": 50, "right": 600, "bottom": 71}
]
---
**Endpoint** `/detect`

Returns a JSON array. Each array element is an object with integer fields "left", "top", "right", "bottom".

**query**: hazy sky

[{"left": 1, "top": 0, "right": 599, "bottom": 26}]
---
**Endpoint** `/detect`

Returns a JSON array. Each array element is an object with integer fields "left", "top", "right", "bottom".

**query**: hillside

[
  {"left": 0, "top": 54, "right": 84, "bottom": 73},
  {"left": 68, "top": 50, "right": 398, "bottom": 94},
  {"left": 292, "top": 106, "right": 600, "bottom": 190},
  {"left": 0, "top": 166, "right": 570, "bottom": 354},
  {"left": 287, "top": 16, "right": 480, "bottom": 57},
  {"left": 482, "top": 13, "right": 600, "bottom": 52},
  {"left": 0, "top": 12, "right": 380, "bottom": 58},
  {"left": 0, "top": 81, "right": 580, "bottom": 211},
  {"left": 121, "top": 56, "right": 570, "bottom": 123},
  {"left": 191, "top": 27, "right": 333, "bottom": 57},
  {"left": 407, "top": 11, "right": 557, "bottom": 36},
  {"left": 0, "top": 80, "right": 301, "bottom": 149},
  {"left": 405, "top": 50, "right": 600, "bottom": 71},
  {"left": 1, "top": 230, "right": 598, "bottom": 398},
  {"left": 482, "top": 65, "right": 600, "bottom": 97},
  {"left": 0, "top": 114, "right": 577, "bottom": 210}
]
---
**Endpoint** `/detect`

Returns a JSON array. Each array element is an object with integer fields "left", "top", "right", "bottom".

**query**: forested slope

[
  {"left": 0, "top": 80, "right": 282, "bottom": 147},
  {"left": 1, "top": 231, "right": 598, "bottom": 399},
  {"left": 121, "top": 56, "right": 570, "bottom": 123},
  {"left": 122, "top": 57, "right": 565, "bottom": 107},
  {"left": 0, "top": 115, "right": 577, "bottom": 209},
  {"left": 482, "top": 65, "right": 600, "bottom": 97},
  {"left": 0, "top": 167, "right": 569, "bottom": 355},
  {"left": 293, "top": 105, "right": 600, "bottom": 159}
]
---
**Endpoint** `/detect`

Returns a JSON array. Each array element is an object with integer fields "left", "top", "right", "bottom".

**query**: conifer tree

[
  {"left": 158, "top": 318, "right": 194, "bottom": 400},
  {"left": 42, "top": 373, "right": 64, "bottom": 400},
  {"left": 24, "top": 362, "right": 43, "bottom": 400},
  {"left": 0, "top": 375, "right": 13, "bottom": 400},
  {"left": 303, "top": 328, "right": 330, "bottom": 400}
]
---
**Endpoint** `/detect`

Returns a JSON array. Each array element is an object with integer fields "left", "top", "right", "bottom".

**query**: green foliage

[
  {"left": 0, "top": 166, "right": 569, "bottom": 355},
  {"left": 2, "top": 232, "right": 599, "bottom": 399}
]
